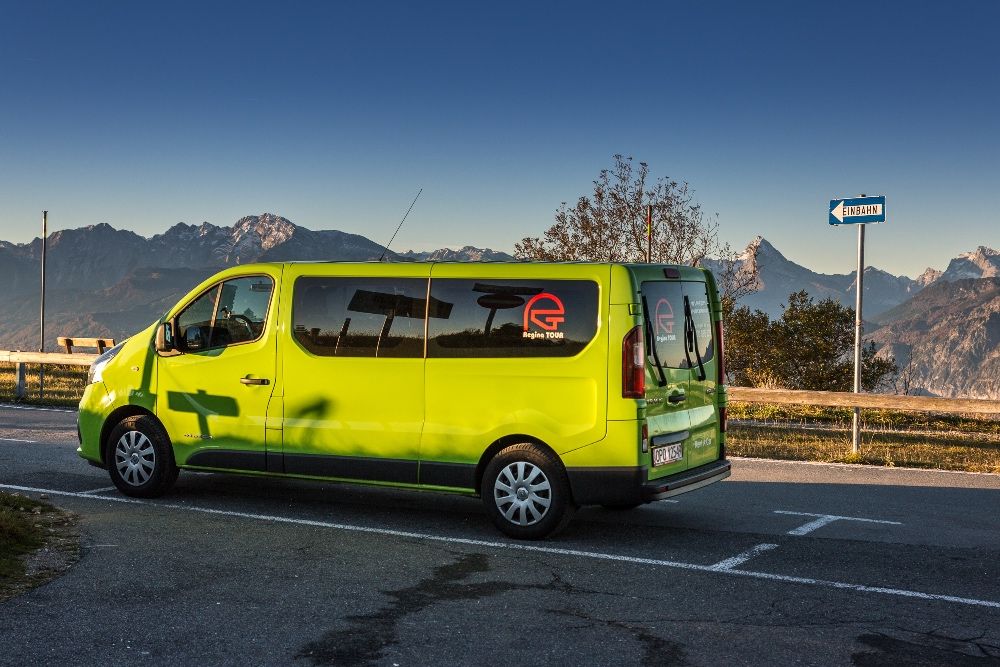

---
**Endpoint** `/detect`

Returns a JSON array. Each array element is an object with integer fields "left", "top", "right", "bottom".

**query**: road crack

[
  {"left": 852, "top": 630, "right": 1000, "bottom": 665},
  {"left": 550, "top": 608, "right": 688, "bottom": 666}
]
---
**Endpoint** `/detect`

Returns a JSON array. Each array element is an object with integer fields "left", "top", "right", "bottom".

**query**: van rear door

[
  {"left": 679, "top": 280, "right": 721, "bottom": 468},
  {"left": 639, "top": 280, "right": 692, "bottom": 475}
]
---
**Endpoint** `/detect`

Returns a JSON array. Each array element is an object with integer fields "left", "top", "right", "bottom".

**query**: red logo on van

[
  {"left": 654, "top": 298, "right": 674, "bottom": 335},
  {"left": 523, "top": 293, "right": 566, "bottom": 331}
]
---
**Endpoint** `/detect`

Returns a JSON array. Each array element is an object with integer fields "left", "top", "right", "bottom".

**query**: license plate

[{"left": 652, "top": 443, "right": 683, "bottom": 467}]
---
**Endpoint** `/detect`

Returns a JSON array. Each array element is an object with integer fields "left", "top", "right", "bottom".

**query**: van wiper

[
  {"left": 640, "top": 295, "right": 668, "bottom": 387},
  {"left": 683, "top": 295, "right": 707, "bottom": 381}
]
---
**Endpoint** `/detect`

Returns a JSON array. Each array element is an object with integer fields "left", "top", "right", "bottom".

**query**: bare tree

[
  {"left": 892, "top": 342, "right": 923, "bottom": 395},
  {"left": 515, "top": 155, "right": 758, "bottom": 306}
]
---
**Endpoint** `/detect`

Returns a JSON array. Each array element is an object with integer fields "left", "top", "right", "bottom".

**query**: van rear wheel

[
  {"left": 482, "top": 443, "right": 575, "bottom": 540},
  {"left": 107, "top": 414, "right": 178, "bottom": 498}
]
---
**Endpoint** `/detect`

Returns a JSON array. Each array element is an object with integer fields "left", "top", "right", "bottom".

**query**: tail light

[
  {"left": 715, "top": 319, "right": 727, "bottom": 434},
  {"left": 622, "top": 325, "right": 645, "bottom": 399},
  {"left": 715, "top": 319, "right": 726, "bottom": 386},
  {"left": 641, "top": 422, "right": 649, "bottom": 453}
]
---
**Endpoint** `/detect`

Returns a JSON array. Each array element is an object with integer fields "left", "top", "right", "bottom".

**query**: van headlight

[{"left": 88, "top": 344, "right": 124, "bottom": 385}]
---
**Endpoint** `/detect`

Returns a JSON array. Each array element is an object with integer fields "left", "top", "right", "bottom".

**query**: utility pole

[
  {"left": 39, "top": 210, "right": 48, "bottom": 397},
  {"left": 646, "top": 205, "right": 653, "bottom": 263}
]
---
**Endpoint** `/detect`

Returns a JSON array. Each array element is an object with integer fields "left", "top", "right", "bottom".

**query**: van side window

[
  {"left": 640, "top": 281, "right": 714, "bottom": 368},
  {"left": 427, "top": 279, "right": 599, "bottom": 358},
  {"left": 176, "top": 276, "right": 273, "bottom": 352},
  {"left": 292, "top": 277, "right": 428, "bottom": 358}
]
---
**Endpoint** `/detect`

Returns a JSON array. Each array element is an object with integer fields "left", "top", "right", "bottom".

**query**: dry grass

[
  {"left": 728, "top": 423, "right": 1000, "bottom": 474},
  {"left": 0, "top": 491, "right": 79, "bottom": 601},
  {"left": 0, "top": 363, "right": 88, "bottom": 407},
  {"left": 0, "top": 492, "right": 50, "bottom": 582},
  {"left": 728, "top": 400, "right": 1000, "bottom": 473}
]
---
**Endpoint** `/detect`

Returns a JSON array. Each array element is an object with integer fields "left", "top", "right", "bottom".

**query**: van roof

[{"left": 274, "top": 260, "right": 703, "bottom": 268}]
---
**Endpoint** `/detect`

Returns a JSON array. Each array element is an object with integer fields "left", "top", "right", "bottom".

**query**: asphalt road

[{"left": 2, "top": 403, "right": 1000, "bottom": 666}]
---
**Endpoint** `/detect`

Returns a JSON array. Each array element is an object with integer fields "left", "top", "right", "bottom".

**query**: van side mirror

[{"left": 155, "top": 321, "right": 174, "bottom": 352}]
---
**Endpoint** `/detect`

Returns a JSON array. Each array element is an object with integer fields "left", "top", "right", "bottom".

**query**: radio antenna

[{"left": 379, "top": 188, "right": 422, "bottom": 261}]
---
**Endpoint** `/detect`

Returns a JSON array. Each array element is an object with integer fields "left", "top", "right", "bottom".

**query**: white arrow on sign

[{"left": 832, "top": 201, "right": 844, "bottom": 222}]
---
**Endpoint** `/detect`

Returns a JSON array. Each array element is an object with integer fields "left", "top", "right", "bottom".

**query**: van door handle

[
  {"left": 240, "top": 376, "right": 270, "bottom": 386},
  {"left": 668, "top": 391, "right": 686, "bottom": 404}
]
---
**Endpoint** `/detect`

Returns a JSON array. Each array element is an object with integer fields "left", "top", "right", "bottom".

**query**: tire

[
  {"left": 106, "top": 414, "right": 179, "bottom": 498},
  {"left": 482, "top": 443, "right": 575, "bottom": 540},
  {"left": 601, "top": 502, "right": 642, "bottom": 511}
]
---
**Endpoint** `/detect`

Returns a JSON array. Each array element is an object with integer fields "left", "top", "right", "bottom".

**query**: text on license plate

[{"left": 652, "top": 443, "right": 683, "bottom": 467}]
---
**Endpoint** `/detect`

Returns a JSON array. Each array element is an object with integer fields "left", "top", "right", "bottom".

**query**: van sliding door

[{"left": 280, "top": 271, "right": 430, "bottom": 483}]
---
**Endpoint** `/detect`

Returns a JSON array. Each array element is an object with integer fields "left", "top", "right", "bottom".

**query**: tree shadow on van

[{"left": 166, "top": 389, "right": 239, "bottom": 439}]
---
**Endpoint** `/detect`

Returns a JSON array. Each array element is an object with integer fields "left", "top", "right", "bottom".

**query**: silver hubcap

[
  {"left": 494, "top": 461, "right": 551, "bottom": 526},
  {"left": 115, "top": 430, "right": 155, "bottom": 487}
]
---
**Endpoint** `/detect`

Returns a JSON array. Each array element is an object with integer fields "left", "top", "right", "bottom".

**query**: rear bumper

[
  {"left": 641, "top": 459, "right": 731, "bottom": 501},
  {"left": 566, "top": 458, "right": 730, "bottom": 505}
]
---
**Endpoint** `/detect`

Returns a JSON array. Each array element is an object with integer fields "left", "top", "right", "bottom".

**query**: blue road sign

[{"left": 829, "top": 195, "right": 886, "bottom": 225}]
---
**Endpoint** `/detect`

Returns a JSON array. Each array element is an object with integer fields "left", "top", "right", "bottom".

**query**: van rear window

[
  {"left": 292, "top": 277, "right": 429, "bottom": 357},
  {"left": 427, "top": 279, "right": 599, "bottom": 358},
  {"left": 641, "top": 281, "right": 715, "bottom": 369}
]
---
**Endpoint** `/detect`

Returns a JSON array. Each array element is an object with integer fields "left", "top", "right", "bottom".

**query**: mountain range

[
  {"left": 0, "top": 214, "right": 513, "bottom": 351},
  {"left": 725, "top": 237, "right": 1000, "bottom": 320},
  {"left": 0, "top": 213, "right": 997, "bottom": 398},
  {"left": 727, "top": 238, "right": 1000, "bottom": 398}
]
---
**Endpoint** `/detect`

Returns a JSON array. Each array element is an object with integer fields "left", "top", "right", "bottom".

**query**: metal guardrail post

[{"left": 14, "top": 362, "right": 26, "bottom": 400}]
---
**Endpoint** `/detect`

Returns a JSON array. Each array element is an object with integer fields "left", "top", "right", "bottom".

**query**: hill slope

[{"left": 870, "top": 278, "right": 1000, "bottom": 398}]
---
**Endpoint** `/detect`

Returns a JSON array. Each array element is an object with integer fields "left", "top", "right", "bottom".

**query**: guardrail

[
  {"left": 728, "top": 387, "right": 1000, "bottom": 416},
  {"left": 2, "top": 350, "right": 99, "bottom": 400},
  {"left": 4, "top": 351, "right": 999, "bottom": 416}
]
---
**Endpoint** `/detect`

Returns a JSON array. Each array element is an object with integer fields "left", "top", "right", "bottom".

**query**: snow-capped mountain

[{"left": 719, "top": 236, "right": 922, "bottom": 319}]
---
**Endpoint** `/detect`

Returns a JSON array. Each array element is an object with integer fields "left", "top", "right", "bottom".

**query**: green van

[{"left": 78, "top": 262, "right": 730, "bottom": 539}]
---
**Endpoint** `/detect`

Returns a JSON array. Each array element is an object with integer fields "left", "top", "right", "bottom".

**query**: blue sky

[{"left": 1, "top": 1, "right": 997, "bottom": 277}]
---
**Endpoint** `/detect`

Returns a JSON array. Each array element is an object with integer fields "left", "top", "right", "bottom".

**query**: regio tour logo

[
  {"left": 522, "top": 293, "right": 566, "bottom": 339},
  {"left": 654, "top": 298, "right": 676, "bottom": 343}
]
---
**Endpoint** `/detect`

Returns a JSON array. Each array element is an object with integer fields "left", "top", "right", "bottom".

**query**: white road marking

[
  {"left": 710, "top": 543, "right": 779, "bottom": 571},
  {"left": 0, "top": 437, "right": 37, "bottom": 443},
  {"left": 0, "top": 403, "right": 76, "bottom": 414},
  {"left": 2, "top": 482, "right": 998, "bottom": 610},
  {"left": 774, "top": 510, "right": 902, "bottom": 536},
  {"left": 78, "top": 486, "right": 117, "bottom": 495}
]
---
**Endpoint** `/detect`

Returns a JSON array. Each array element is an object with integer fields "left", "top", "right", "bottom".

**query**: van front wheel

[
  {"left": 107, "top": 415, "right": 178, "bottom": 498},
  {"left": 482, "top": 443, "right": 575, "bottom": 540}
]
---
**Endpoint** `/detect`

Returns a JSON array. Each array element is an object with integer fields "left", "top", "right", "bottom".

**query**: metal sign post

[
  {"left": 851, "top": 223, "right": 865, "bottom": 453},
  {"left": 829, "top": 195, "right": 886, "bottom": 454}
]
